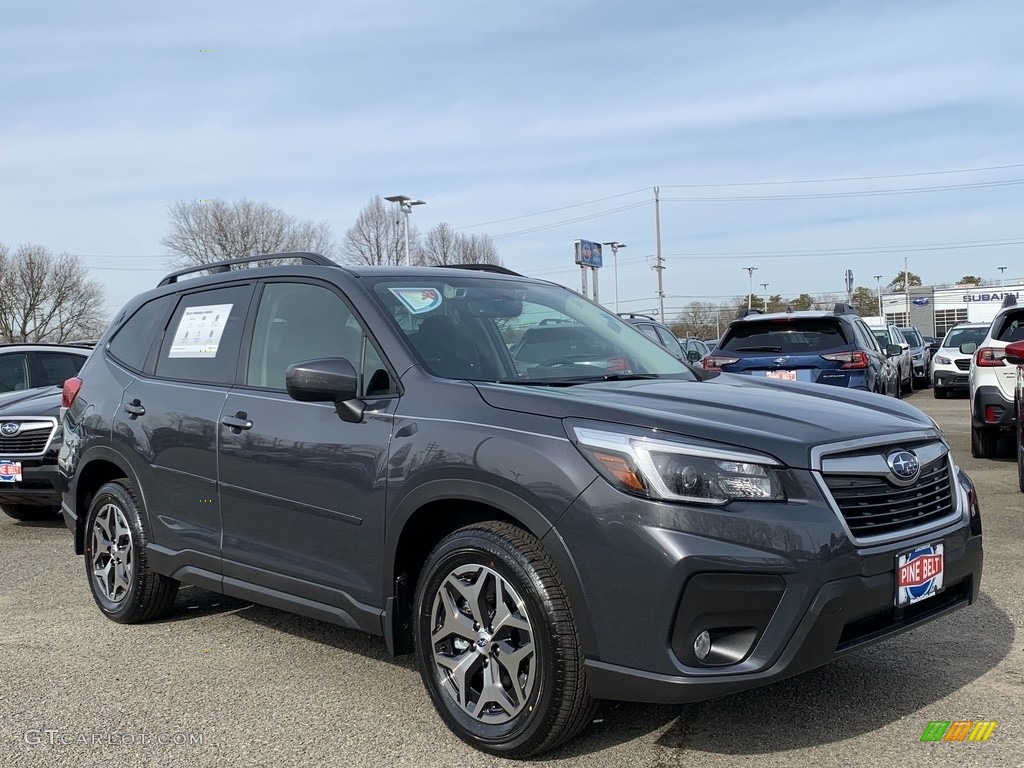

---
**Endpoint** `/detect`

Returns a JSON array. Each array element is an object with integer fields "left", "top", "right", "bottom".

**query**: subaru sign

[
  {"left": 911, "top": 297, "right": 930, "bottom": 306},
  {"left": 574, "top": 239, "right": 603, "bottom": 268}
]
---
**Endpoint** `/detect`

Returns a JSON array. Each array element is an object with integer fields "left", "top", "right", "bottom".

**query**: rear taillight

[
  {"left": 703, "top": 355, "right": 740, "bottom": 371},
  {"left": 975, "top": 348, "right": 1006, "bottom": 367},
  {"left": 821, "top": 350, "right": 869, "bottom": 369},
  {"left": 62, "top": 377, "right": 83, "bottom": 409}
]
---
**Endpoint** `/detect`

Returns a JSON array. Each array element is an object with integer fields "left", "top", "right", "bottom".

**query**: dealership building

[{"left": 880, "top": 282, "right": 1023, "bottom": 338}]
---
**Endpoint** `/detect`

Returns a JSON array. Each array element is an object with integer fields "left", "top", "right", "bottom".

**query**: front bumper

[
  {"left": 933, "top": 370, "right": 969, "bottom": 392},
  {"left": 0, "top": 458, "right": 61, "bottom": 509},
  {"left": 553, "top": 471, "right": 982, "bottom": 704}
]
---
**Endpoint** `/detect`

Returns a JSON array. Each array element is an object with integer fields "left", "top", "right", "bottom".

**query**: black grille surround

[
  {"left": 0, "top": 423, "right": 57, "bottom": 456},
  {"left": 822, "top": 456, "right": 955, "bottom": 540},
  {"left": 954, "top": 359, "right": 971, "bottom": 371}
]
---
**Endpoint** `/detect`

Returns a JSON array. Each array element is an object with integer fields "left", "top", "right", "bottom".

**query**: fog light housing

[{"left": 693, "top": 631, "right": 711, "bottom": 661}]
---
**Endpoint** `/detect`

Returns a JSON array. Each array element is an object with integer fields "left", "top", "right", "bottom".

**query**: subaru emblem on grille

[
  {"left": 0, "top": 422, "right": 19, "bottom": 436},
  {"left": 773, "top": 357, "right": 787, "bottom": 366},
  {"left": 887, "top": 450, "right": 920, "bottom": 482}
]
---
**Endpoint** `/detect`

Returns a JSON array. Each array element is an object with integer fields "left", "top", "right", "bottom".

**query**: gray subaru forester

[{"left": 59, "top": 253, "right": 983, "bottom": 758}]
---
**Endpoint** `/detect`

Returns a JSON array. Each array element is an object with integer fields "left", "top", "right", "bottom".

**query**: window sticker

[
  {"left": 168, "top": 304, "right": 233, "bottom": 358},
  {"left": 389, "top": 287, "right": 443, "bottom": 315}
]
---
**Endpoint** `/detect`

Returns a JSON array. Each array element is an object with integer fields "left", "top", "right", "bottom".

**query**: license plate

[
  {"left": 896, "top": 543, "right": 944, "bottom": 606},
  {"left": 0, "top": 461, "right": 22, "bottom": 483},
  {"left": 766, "top": 370, "right": 796, "bottom": 381}
]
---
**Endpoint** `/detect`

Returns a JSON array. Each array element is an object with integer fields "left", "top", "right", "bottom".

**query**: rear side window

[
  {"left": 34, "top": 352, "right": 86, "bottom": 387},
  {"left": 0, "top": 352, "right": 29, "bottom": 392},
  {"left": 994, "top": 310, "right": 1024, "bottom": 343},
  {"left": 107, "top": 295, "right": 174, "bottom": 373},
  {"left": 155, "top": 285, "right": 253, "bottom": 385},
  {"left": 721, "top": 320, "right": 850, "bottom": 353}
]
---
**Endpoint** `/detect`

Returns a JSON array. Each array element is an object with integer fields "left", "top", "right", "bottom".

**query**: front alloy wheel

[
  {"left": 429, "top": 563, "right": 536, "bottom": 724},
  {"left": 414, "top": 522, "right": 595, "bottom": 758}
]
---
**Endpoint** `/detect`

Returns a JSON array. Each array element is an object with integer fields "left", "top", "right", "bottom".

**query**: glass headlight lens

[
  {"left": 572, "top": 427, "right": 785, "bottom": 505},
  {"left": 934, "top": 355, "right": 951, "bottom": 365}
]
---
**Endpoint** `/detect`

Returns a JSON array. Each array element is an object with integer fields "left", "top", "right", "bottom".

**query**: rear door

[{"left": 113, "top": 284, "right": 254, "bottom": 577}]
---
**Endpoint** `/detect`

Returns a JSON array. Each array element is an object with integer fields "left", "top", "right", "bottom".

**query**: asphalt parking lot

[{"left": 1, "top": 388, "right": 1020, "bottom": 768}]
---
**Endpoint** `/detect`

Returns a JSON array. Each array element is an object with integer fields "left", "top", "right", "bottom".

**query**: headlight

[
  {"left": 571, "top": 426, "right": 785, "bottom": 505},
  {"left": 934, "top": 355, "right": 951, "bottom": 365}
]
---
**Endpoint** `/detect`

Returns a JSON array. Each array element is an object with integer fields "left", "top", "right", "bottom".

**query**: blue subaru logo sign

[
  {"left": 887, "top": 450, "right": 920, "bottom": 482},
  {"left": 0, "top": 422, "right": 19, "bottom": 436},
  {"left": 911, "top": 297, "right": 930, "bottom": 306}
]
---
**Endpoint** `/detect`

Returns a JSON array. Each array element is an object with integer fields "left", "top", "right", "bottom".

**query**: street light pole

[
  {"left": 744, "top": 266, "right": 757, "bottom": 310},
  {"left": 602, "top": 241, "right": 626, "bottom": 313},
  {"left": 760, "top": 282, "right": 769, "bottom": 312},
  {"left": 384, "top": 194, "right": 426, "bottom": 266},
  {"left": 998, "top": 266, "right": 1008, "bottom": 287},
  {"left": 873, "top": 274, "right": 883, "bottom": 318}
]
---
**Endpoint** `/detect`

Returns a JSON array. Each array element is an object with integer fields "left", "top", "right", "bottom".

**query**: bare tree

[
  {"left": 415, "top": 223, "right": 503, "bottom": 267},
  {"left": 0, "top": 243, "right": 107, "bottom": 342},
  {"left": 671, "top": 301, "right": 720, "bottom": 339},
  {"left": 162, "top": 198, "right": 337, "bottom": 268},
  {"left": 342, "top": 196, "right": 418, "bottom": 266}
]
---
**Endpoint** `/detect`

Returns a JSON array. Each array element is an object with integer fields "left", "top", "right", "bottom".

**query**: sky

[{"left": 3, "top": 0, "right": 1024, "bottom": 320}]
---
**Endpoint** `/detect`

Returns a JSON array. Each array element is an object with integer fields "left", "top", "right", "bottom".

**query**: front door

[{"left": 218, "top": 280, "right": 398, "bottom": 632}]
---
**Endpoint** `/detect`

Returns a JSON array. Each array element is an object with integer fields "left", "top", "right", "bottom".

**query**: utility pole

[
  {"left": 760, "top": 282, "right": 770, "bottom": 312},
  {"left": 874, "top": 274, "right": 883, "bottom": 318},
  {"left": 744, "top": 266, "right": 757, "bottom": 310},
  {"left": 653, "top": 187, "right": 665, "bottom": 319},
  {"left": 904, "top": 256, "right": 910, "bottom": 322}
]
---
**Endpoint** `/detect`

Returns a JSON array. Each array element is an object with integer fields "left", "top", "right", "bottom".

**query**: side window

[
  {"left": 108, "top": 295, "right": 175, "bottom": 373},
  {"left": 995, "top": 311, "right": 1024, "bottom": 343},
  {"left": 246, "top": 282, "right": 391, "bottom": 396},
  {"left": 34, "top": 352, "right": 86, "bottom": 387},
  {"left": 653, "top": 325, "right": 678, "bottom": 349},
  {"left": 0, "top": 352, "right": 29, "bottom": 392},
  {"left": 853, "top": 320, "right": 879, "bottom": 353},
  {"left": 636, "top": 324, "right": 661, "bottom": 342},
  {"left": 155, "top": 285, "right": 252, "bottom": 385}
]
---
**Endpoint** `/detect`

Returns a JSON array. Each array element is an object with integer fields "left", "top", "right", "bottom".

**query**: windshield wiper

[{"left": 495, "top": 373, "right": 665, "bottom": 386}]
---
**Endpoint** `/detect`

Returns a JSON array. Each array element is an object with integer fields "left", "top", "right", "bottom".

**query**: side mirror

[
  {"left": 286, "top": 357, "right": 363, "bottom": 423},
  {"left": 959, "top": 342, "right": 978, "bottom": 355},
  {"left": 886, "top": 344, "right": 902, "bottom": 357},
  {"left": 1005, "top": 340, "right": 1024, "bottom": 365},
  {"left": 686, "top": 350, "right": 701, "bottom": 362}
]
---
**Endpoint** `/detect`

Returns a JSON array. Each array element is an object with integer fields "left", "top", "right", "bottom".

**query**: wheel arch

[
  {"left": 71, "top": 448, "right": 141, "bottom": 555},
  {"left": 382, "top": 479, "right": 597, "bottom": 660}
]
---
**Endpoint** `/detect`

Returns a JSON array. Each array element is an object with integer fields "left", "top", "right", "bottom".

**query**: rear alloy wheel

[
  {"left": 414, "top": 522, "right": 595, "bottom": 758},
  {"left": 83, "top": 480, "right": 179, "bottom": 623},
  {"left": 0, "top": 505, "right": 60, "bottom": 522},
  {"left": 970, "top": 425, "right": 998, "bottom": 459}
]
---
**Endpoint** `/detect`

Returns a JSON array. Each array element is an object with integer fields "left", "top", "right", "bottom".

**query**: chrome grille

[
  {"left": 823, "top": 456, "right": 954, "bottom": 539},
  {"left": 954, "top": 359, "right": 971, "bottom": 371},
  {"left": 0, "top": 423, "right": 57, "bottom": 456}
]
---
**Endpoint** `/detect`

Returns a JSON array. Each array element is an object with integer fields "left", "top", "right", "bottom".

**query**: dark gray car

[
  {"left": 0, "top": 386, "right": 65, "bottom": 520},
  {"left": 59, "top": 254, "right": 984, "bottom": 758}
]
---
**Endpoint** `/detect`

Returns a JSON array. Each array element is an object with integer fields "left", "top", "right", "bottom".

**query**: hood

[
  {"left": 474, "top": 374, "right": 935, "bottom": 469},
  {"left": 0, "top": 386, "right": 63, "bottom": 418}
]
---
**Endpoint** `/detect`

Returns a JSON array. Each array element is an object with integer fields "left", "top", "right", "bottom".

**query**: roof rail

[
  {"left": 159, "top": 252, "right": 336, "bottom": 286},
  {"left": 617, "top": 312, "right": 657, "bottom": 321},
  {"left": 735, "top": 308, "right": 763, "bottom": 319},
  {"left": 832, "top": 303, "right": 859, "bottom": 316},
  {"left": 1001, "top": 293, "right": 1018, "bottom": 308},
  {"left": 440, "top": 264, "right": 523, "bottom": 276}
]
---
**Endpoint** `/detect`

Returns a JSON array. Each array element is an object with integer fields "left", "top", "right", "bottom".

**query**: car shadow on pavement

[{"left": 551, "top": 591, "right": 1012, "bottom": 758}]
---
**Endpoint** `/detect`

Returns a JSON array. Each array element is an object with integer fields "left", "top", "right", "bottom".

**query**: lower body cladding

[
  {"left": 550, "top": 472, "right": 982, "bottom": 704},
  {"left": 972, "top": 385, "right": 1016, "bottom": 432}
]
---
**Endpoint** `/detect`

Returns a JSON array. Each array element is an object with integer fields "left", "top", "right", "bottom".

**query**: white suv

[
  {"left": 967, "top": 295, "right": 1024, "bottom": 457},
  {"left": 930, "top": 323, "right": 990, "bottom": 399}
]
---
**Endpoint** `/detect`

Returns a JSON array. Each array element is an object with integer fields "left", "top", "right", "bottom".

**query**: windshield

[
  {"left": 942, "top": 326, "right": 989, "bottom": 348},
  {"left": 369, "top": 276, "right": 694, "bottom": 383}
]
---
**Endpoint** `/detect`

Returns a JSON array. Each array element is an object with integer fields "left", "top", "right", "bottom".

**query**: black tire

[
  {"left": 82, "top": 480, "right": 179, "bottom": 623},
  {"left": 0, "top": 505, "right": 60, "bottom": 522},
  {"left": 413, "top": 521, "right": 595, "bottom": 758},
  {"left": 933, "top": 387, "right": 947, "bottom": 400},
  {"left": 1018, "top": 435, "right": 1024, "bottom": 493},
  {"left": 970, "top": 425, "right": 998, "bottom": 460}
]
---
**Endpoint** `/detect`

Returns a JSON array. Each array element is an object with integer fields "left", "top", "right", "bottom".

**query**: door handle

[
  {"left": 124, "top": 399, "right": 145, "bottom": 417},
  {"left": 221, "top": 411, "right": 253, "bottom": 431}
]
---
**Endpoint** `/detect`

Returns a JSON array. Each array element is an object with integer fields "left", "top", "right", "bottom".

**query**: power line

[
  {"left": 660, "top": 178, "right": 1024, "bottom": 202},
  {"left": 663, "top": 237, "right": 1024, "bottom": 259},
  {"left": 455, "top": 188, "right": 650, "bottom": 230},
  {"left": 659, "top": 162, "right": 1024, "bottom": 188},
  {"left": 489, "top": 201, "right": 651, "bottom": 239}
]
